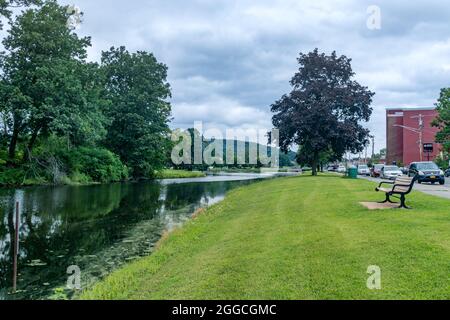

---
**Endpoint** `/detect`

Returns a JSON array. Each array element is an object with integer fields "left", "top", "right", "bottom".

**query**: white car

[
  {"left": 381, "top": 165, "right": 403, "bottom": 180},
  {"left": 337, "top": 165, "right": 346, "bottom": 173},
  {"left": 357, "top": 165, "right": 370, "bottom": 176}
]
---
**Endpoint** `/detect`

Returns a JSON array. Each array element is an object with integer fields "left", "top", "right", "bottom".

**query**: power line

[{"left": 393, "top": 113, "right": 435, "bottom": 162}]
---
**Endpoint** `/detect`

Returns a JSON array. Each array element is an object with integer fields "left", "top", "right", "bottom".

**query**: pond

[{"left": 0, "top": 174, "right": 284, "bottom": 300}]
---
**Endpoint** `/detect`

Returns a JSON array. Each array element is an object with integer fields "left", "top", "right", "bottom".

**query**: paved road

[{"left": 359, "top": 175, "right": 450, "bottom": 199}]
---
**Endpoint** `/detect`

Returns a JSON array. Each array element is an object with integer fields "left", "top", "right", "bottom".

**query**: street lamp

[
  {"left": 393, "top": 124, "right": 423, "bottom": 161},
  {"left": 393, "top": 114, "right": 435, "bottom": 162}
]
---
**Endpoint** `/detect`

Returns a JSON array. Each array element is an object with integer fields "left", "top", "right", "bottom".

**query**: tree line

[
  {"left": 0, "top": 1, "right": 172, "bottom": 185},
  {"left": 170, "top": 128, "right": 296, "bottom": 172}
]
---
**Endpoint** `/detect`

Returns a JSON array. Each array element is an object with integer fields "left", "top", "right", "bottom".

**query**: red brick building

[{"left": 386, "top": 107, "right": 441, "bottom": 166}]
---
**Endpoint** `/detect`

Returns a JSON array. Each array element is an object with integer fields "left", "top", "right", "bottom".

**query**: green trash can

[{"left": 348, "top": 167, "right": 358, "bottom": 179}]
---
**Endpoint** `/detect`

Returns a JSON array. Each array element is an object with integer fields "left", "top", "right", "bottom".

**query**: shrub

[
  {"left": 67, "top": 147, "right": 128, "bottom": 183},
  {"left": 0, "top": 149, "right": 7, "bottom": 165},
  {"left": 69, "top": 171, "right": 93, "bottom": 184},
  {"left": 35, "top": 136, "right": 129, "bottom": 183},
  {"left": 0, "top": 166, "right": 27, "bottom": 185},
  {"left": 1, "top": 136, "right": 129, "bottom": 185}
]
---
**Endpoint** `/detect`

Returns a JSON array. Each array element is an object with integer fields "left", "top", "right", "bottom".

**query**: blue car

[
  {"left": 408, "top": 162, "right": 445, "bottom": 185},
  {"left": 445, "top": 168, "right": 450, "bottom": 178}
]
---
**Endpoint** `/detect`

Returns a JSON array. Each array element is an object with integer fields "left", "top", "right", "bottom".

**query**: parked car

[
  {"left": 337, "top": 165, "right": 346, "bottom": 173},
  {"left": 357, "top": 165, "right": 370, "bottom": 176},
  {"left": 371, "top": 164, "right": 384, "bottom": 177},
  {"left": 446, "top": 168, "right": 450, "bottom": 178},
  {"left": 408, "top": 162, "right": 445, "bottom": 185},
  {"left": 327, "top": 165, "right": 338, "bottom": 172},
  {"left": 381, "top": 165, "right": 403, "bottom": 180}
]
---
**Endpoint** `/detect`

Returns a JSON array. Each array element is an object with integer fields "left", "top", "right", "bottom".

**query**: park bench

[{"left": 375, "top": 176, "right": 417, "bottom": 209}]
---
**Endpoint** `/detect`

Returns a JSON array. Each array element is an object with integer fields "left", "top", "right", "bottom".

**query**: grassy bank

[
  {"left": 207, "top": 167, "right": 262, "bottom": 174},
  {"left": 155, "top": 169, "right": 206, "bottom": 179},
  {"left": 0, "top": 168, "right": 206, "bottom": 187},
  {"left": 81, "top": 175, "right": 450, "bottom": 300},
  {"left": 0, "top": 166, "right": 101, "bottom": 187},
  {"left": 206, "top": 167, "right": 299, "bottom": 174}
]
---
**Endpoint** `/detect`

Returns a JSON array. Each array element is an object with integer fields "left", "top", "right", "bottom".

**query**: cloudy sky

[{"left": 56, "top": 0, "right": 450, "bottom": 152}]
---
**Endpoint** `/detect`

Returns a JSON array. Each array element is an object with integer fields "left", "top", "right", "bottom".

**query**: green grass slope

[{"left": 81, "top": 175, "right": 450, "bottom": 300}]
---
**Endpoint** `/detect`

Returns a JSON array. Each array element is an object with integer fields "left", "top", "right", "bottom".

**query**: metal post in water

[{"left": 12, "top": 201, "right": 19, "bottom": 294}]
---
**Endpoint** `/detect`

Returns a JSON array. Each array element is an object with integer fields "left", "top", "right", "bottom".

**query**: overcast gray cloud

[{"left": 56, "top": 0, "right": 450, "bottom": 152}]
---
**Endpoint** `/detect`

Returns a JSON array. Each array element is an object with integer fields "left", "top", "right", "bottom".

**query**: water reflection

[{"left": 0, "top": 178, "right": 259, "bottom": 300}]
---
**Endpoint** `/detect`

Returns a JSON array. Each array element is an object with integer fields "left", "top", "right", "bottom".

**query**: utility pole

[
  {"left": 371, "top": 135, "right": 375, "bottom": 159},
  {"left": 364, "top": 145, "right": 368, "bottom": 164},
  {"left": 411, "top": 114, "right": 425, "bottom": 162},
  {"left": 394, "top": 114, "right": 432, "bottom": 162}
]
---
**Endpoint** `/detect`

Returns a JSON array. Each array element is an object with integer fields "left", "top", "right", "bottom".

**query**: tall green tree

[
  {"left": 271, "top": 49, "right": 374, "bottom": 175},
  {"left": 433, "top": 88, "right": 450, "bottom": 154},
  {"left": 1, "top": 0, "right": 105, "bottom": 162},
  {"left": 0, "top": 0, "right": 40, "bottom": 149},
  {"left": 0, "top": 0, "right": 41, "bottom": 28},
  {"left": 101, "top": 46, "right": 172, "bottom": 178}
]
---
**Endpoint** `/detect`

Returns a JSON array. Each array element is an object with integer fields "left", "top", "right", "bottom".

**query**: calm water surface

[{"left": 0, "top": 174, "right": 281, "bottom": 300}]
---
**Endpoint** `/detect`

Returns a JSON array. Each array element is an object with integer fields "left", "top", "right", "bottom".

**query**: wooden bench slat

[{"left": 397, "top": 179, "right": 413, "bottom": 183}]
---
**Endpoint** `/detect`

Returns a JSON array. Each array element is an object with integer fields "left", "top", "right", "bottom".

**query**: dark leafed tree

[
  {"left": 433, "top": 88, "right": 450, "bottom": 154},
  {"left": 271, "top": 49, "right": 374, "bottom": 176},
  {"left": 101, "top": 46, "right": 172, "bottom": 178}
]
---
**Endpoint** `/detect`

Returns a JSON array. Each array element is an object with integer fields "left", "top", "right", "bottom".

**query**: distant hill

[
  {"left": 217, "top": 139, "right": 297, "bottom": 167},
  {"left": 172, "top": 133, "right": 298, "bottom": 169}
]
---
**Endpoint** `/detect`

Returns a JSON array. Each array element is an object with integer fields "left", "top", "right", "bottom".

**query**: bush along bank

[{"left": 1, "top": 139, "right": 129, "bottom": 186}]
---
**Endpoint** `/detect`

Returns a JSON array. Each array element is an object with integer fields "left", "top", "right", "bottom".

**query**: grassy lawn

[
  {"left": 155, "top": 169, "right": 206, "bottom": 179},
  {"left": 81, "top": 175, "right": 450, "bottom": 300}
]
